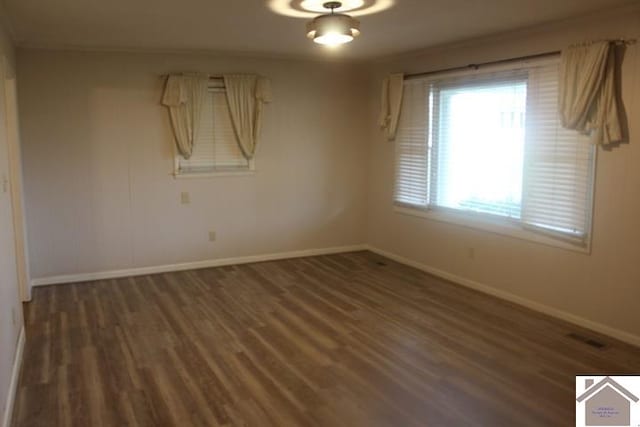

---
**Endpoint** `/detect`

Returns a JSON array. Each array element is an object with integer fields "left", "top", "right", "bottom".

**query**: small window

[
  {"left": 394, "top": 58, "right": 596, "bottom": 247},
  {"left": 175, "top": 81, "right": 253, "bottom": 176}
]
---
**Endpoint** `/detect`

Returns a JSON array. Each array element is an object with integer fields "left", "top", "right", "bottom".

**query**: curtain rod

[
  {"left": 405, "top": 38, "right": 637, "bottom": 80},
  {"left": 159, "top": 74, "right": 223, "bottom": 79}
]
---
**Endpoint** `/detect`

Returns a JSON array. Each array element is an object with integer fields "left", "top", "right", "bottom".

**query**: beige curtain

[
  {"left": 223, "top": 74, "right": 272, "bottom": 160},
  {"left": 379, "top": 73, "right": 404, "bottom": 141},
  {"left": 161, "top": 74, "right": 208, "bottom": 159},
  {"left": 559, "top": 41, "right": 622, "bottom": 146}
]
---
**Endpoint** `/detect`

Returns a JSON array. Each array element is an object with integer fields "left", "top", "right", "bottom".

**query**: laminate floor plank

[{"left": 11, "top": 251, "right": 640, "bottom": 426}]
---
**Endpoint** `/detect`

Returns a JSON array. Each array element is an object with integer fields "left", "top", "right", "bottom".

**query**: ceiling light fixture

[{"left": 306, "top": 2, "right": 360, "bottom": 46}]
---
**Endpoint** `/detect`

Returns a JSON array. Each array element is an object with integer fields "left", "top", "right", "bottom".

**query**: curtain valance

[{"left": 162, "top": 73, "right": 271, "bottom": 160}]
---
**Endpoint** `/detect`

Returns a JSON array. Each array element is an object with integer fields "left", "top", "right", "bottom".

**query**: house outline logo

[{"left": 576, "top": 376, "right": 640, "bottom": 426}]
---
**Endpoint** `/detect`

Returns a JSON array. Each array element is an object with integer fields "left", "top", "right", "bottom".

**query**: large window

[
  {"left": 394, "top": 58, "right": 596, "bottom": 246},
  {"left": 175, "top": 81, "right": 252, "bottom": 175}
]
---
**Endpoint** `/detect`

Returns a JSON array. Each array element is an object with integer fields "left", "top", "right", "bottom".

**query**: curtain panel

[
  {"left": 223, "top": 74, "right": 272, "bottom": 160},
  {"left": 161, "top": 74, "right": 209, "bottom": 159},
  {"left": 559, "top": 41, "right": 623, "bottom": 146},
  {"left": 379, "top": 73, "right": 404, "bottom": 141}
]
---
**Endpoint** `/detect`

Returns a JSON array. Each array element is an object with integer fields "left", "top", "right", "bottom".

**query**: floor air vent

[
  {"left": 375, "top": 261, "right": 387, "bottom": 266},
  {"left": 566, "top": 332, "right": 607, "bottom": 349}
]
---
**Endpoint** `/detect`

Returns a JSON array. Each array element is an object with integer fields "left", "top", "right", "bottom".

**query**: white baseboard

[
  {"left": 29, "top": 243, "right": 640, "bottom": 348},
  {"left": 2, "top": 327, "right": 25, "bottom": 427},
  {"left": 31, "top": 244, "right": 368, "bottom": 287},
  {"left": 366, "top": 245, "right": 640, "bottom": 348}
]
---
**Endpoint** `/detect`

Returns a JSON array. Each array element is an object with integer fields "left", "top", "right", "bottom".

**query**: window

[
  {"left": 394, "top": 58, "right": 596, "bottom": 247},
  {"left": 175, "top": 81, "right": 253, "bottom": 175}
]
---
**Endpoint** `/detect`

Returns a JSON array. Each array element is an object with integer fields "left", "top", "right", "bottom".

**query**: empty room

[{"left": 1, "top": 0, "right": 640, "bottom": 426}]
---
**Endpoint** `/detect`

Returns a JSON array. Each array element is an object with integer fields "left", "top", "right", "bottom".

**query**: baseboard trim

[
  {"left": 29, "top": 243, "right": 640, "bottom": 347},
  {"left": 31, "top": 244, "right": 368, "bottom": 287},
  {"left": 366, "top": 245, "right": 640, "bottom": 348},
  {"left": 2, "top": 327, "right": 25, "bottom": 427}
]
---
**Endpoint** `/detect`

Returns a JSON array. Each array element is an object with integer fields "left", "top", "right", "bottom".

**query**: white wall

[
  {"left": 17, "top": 50, "right": 369, "bottom": 279},
  {"left": 16, "top": 3, "right": 640, "bottom": 348},
  {"left": 366, "top": 5, "right": 640, "bottom": 340},
  {"left": 0, "top": 21, "right": 23, "bottom": 426}
]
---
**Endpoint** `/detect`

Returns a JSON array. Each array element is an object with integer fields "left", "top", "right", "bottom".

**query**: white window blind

[
  {"left": 394, "top": 57, "right": 595, "bottom": 245},
  {"left": 177, "top": 85, "right": 250, "bottom": 174},
  {"left": 522, "top": 63, "right": 595, "bottom": 240},
  {"left": 394, "top": 79, "right": 430, "bottom": 208}
]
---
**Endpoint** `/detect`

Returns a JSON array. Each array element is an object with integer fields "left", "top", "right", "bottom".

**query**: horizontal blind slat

[
  {"left": 393, "top": 57, "right": 595, "bottom": 243},
  {"left": 178, "top": 89, "right": 249, "bottom": 173},
  {"left": 522, "top": 62, "right": 594, "bottom": 238},
  {"left": 394, "top": 79, "right": 430, "bottom": 208}
]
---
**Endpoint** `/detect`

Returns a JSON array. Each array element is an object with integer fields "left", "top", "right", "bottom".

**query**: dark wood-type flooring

[{"left": 12, "top": 251, "right": 640, "bottom": 426}]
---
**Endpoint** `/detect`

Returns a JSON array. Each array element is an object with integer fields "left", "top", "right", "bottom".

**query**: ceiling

[{"left": 3, "top": 0, "right": 635, "bottom": 60}]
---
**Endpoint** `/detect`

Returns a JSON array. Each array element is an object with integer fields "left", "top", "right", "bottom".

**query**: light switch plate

[{"left": 181, "top": 191, "right": 190, "bottom": 204}]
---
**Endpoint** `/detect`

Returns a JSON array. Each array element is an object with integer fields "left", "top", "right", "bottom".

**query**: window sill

[
  {"left": 393, "top": 205, "right": 591, "bottom": 254},
  {"left": 173, "top": 170, "right": 255, "bottom": 179}
]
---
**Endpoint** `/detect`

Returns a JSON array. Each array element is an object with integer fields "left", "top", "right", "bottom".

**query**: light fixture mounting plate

[{"left": 323, "top": 1, "right": 342, "bottom": 10}]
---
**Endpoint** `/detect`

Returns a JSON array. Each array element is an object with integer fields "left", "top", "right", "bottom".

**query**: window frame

[
  {"left": 393, "top": 57, "right": 597, "bottom": 253},
  {"left": 173, "top": 82, "right": 256, "bottom": 179}
]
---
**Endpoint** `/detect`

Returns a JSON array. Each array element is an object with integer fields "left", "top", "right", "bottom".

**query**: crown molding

[
  {"left": 15, "top": 41, "right": 370, "bottom": 65},
  {"left": 372, "top": 0, "right": 640, "bottom": 64}
]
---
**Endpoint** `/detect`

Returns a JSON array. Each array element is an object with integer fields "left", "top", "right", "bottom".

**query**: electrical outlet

[
  {"left": 208, "top": 231, "right": 216, "bottom": 242},
  {"left": 181, "top": 191, "right": 190, "bottom": 204},
  {"left": 11, "top": 307, "right": 16, "bottom": 326}
]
